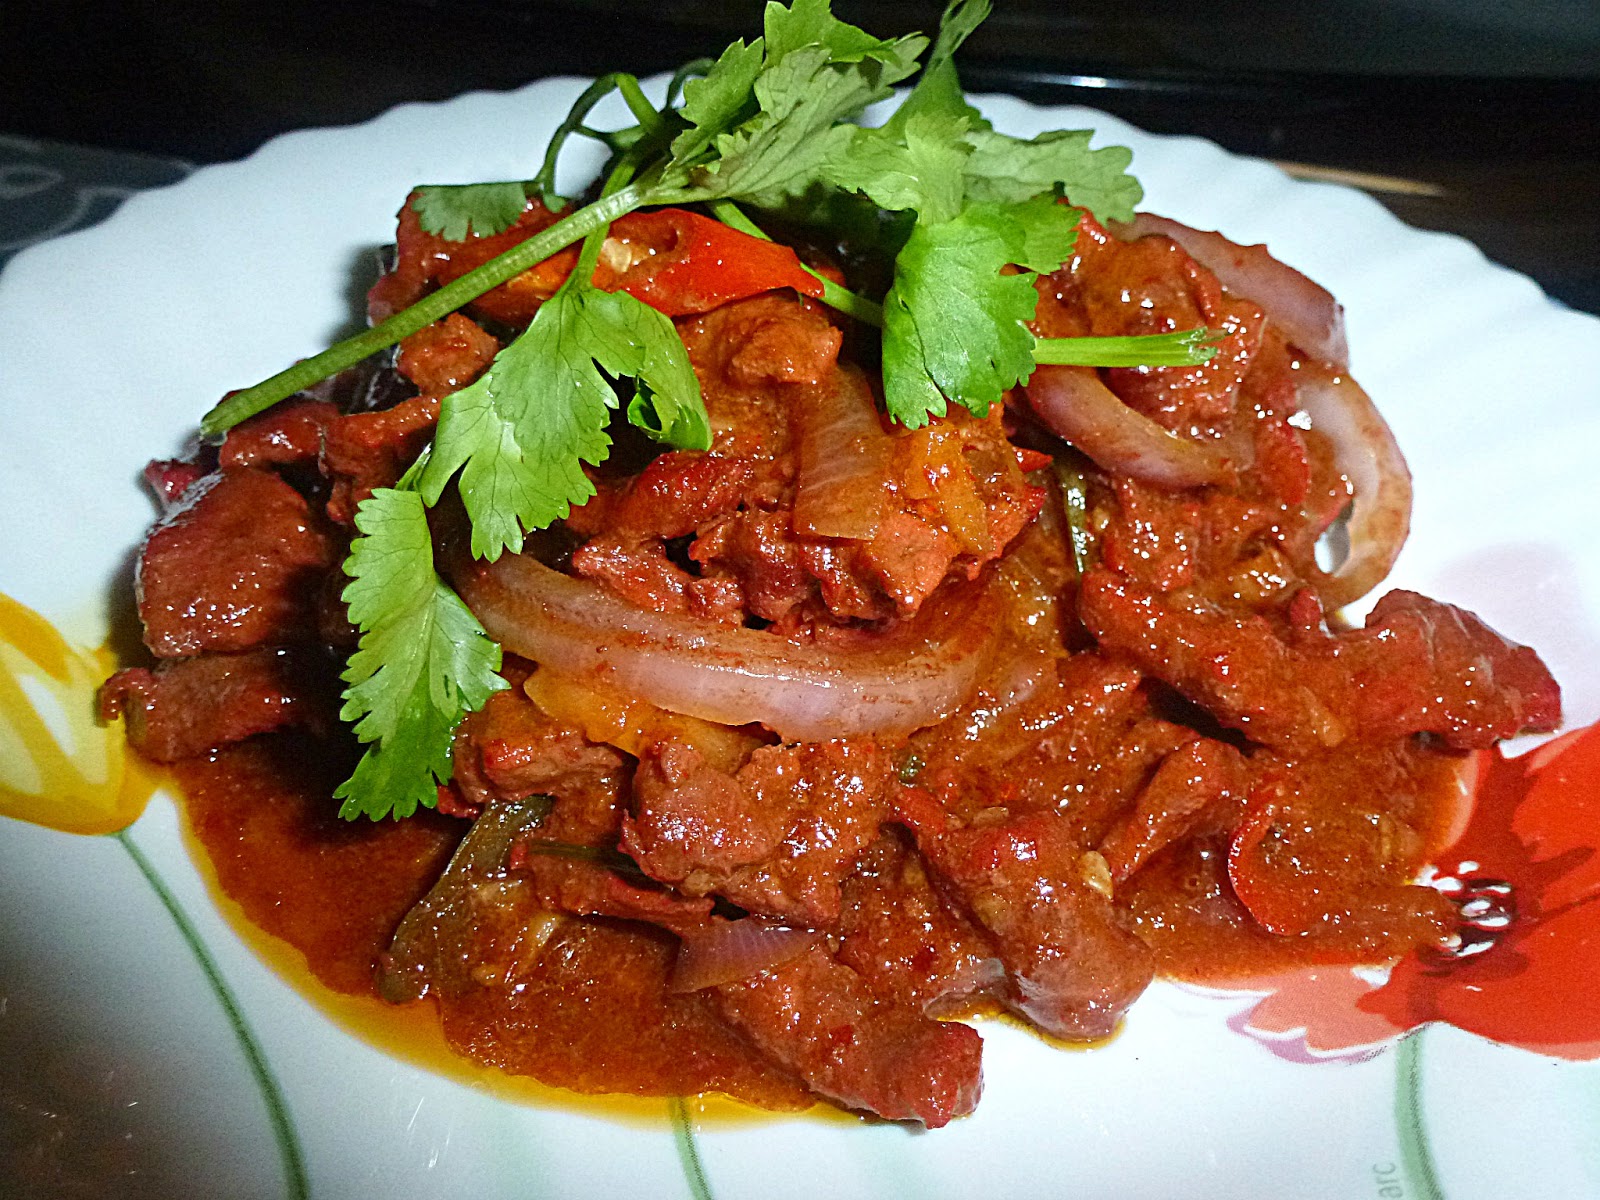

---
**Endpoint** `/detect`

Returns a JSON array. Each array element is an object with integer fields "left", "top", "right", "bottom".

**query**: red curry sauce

[{"left": 107, "top": 198, "right": 1564, "bottom": 1125}]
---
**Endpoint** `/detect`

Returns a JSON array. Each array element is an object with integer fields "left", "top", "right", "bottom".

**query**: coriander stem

[
  {"left": 534, "top": 73, "right": 629, "bottom": 203},
  {"left": 706, "top": 199, "right": 886, "bottom": 327},
  {"left": 1031, "top": 328, "right": 1220, "bottom": 369},
  {"left": 199, "top": 183, "right": 649, "bottom": 437},
  {"left": 615, "top": 74, "right": 667, "bottom": 136},
  {"left": 813, "top": 273, "right": 884, "bottom": 327}
]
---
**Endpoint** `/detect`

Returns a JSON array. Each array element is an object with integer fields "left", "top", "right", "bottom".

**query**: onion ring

[
  {"left": 670, "top": 917, "right": 821, "bottom": 993},
  {"left": 1115, "top": 213, "right": 1349, "bottom": 369},
  {"left": 792, "top": 366, "right": 896, "bottom": 540},
  {"left": 1023, "top": 364, "right": 1236, "bottom": 489},
  {"left": 454, "top": 552, "right": 999, "bottom": 742},
  {"left": 1296, "top": 365, "right": 1412, "bottom": 609}
]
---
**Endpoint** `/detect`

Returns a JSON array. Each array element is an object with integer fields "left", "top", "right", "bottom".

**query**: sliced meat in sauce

[
  {"left": 712, "top": 944, "right": 983, "bottom": 1128},
  {"left": 137, "top": 467, "right": 337, "bottom": 656},
  {"left": 219, "top": 398, "right": 338, "bottom": 471},
  {"left": 624, "top": 739, "right": 893, "bottom": 929},
  {"left": 1097, "top": 736, "right": 1246, "bottom": 885},
  {"left": 101, "top": 647, "right": 336, "bottom": 762},
  {"left": 119, "top": 190, "right": 1568, "bottom": 1129},
  {"left": 451, "top": 684, "right": 629, "bottom": 838},
  {"left": 837, "top": 827, "right": 1003, "bottom": 1015},
  {"left": 1081, "top": 570, "right": 1561, "bottom": 752},
  {"left": 905, "top": 809, "right": 1156, "bottom": 1040},
  {"left": 321, "top": 393, "right": 440, "bottom": 525}
]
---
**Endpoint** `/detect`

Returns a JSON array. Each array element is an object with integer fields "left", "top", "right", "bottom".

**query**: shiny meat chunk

[
  {"left": 100, "top": 649, "right": 335, "bottom": 761},
  {"left": 567, "top": 452, "right": 769, "bottom": 541},
  {"left": 397, "top": 312, "right": 499, "bottom": 396},
  {"left": 509, "top": 848, "right": 715, "bottom": 932},
  {"left": 219, "top": 398, "right": 338, "bottom": 471},
  {"left": 137, "top": 468, "right": 336, "bottom": 657},
  {"left": 689, "top": 509, "right": 816, "bottom": 623},
  {"left": 909, "top": 810, "right": 1155, "bottom": 1040},
  {"left": 570, "top": 536, "right": 700, "bottom": 617},
  {"left": 320, "top": 393, "right": 440, "bottom": 525},
  {"left": 369, "top": 193, "right": 573, "bottom": 327},
  {"left": 142, "top": 458, "right": 206, "bottom": 511},
  {"left": 713, "top": 945, "right": 982, "bottom": 1127},
  {"left": 1039, "top": 212, "right": 1266, "bottom": 434},
  {"left": 451, "top": 687, "right": 628, "bottom": 840},
  {"left": 1097, "top": 736, "right": 1245, "bottom": 884},
  {"left": 1080, "top": 571, "right": 1562, "bottom": 752},
  {"left": 676, "top": 294, "right": 842, "bottom": 460},
  {"left": 858, "top": 511, "right": 960, "bottom": 615},
  {"left": 838, "top": 828, "right": 1003, "bottom": 1014},
  {"left": 909, "top": 649, "right": 1181, "bottom": 841},
  {"left": 682, "top": 293, "right": 843, "bottom": 391},
  {"left": 624, "top": 739, "right": 893, "bottom": 928}
]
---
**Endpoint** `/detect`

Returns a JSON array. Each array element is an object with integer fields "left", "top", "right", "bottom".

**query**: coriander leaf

[
  {"left": 670, "top": 38, "right": 765, "bottom": 166},
  {"left": 412, "top": 182, "right": 531, "bottom": 241},
  {"left": 420, "top": 272, "right": 708, "bottom": 561},
  {"left": 825, "top": 110, "right": 971, "bottom": 223},
  {"left": 881, "top": 288, "right": 951, "bottom": 425},
  {"left": 678, "top": 32, "right": 926, "bottom": 205},
  {"left": 881, "top": 199, "right": 1077, "bottom": 426},
  {"left": 963, "top": 128, "right": 1142, "bottom": 223},
  {"left": 1003, "top": 191, "right": 1082, "bottom": 271},
  {"left": 335, "top": 487, "right": 506, "bottom": 820},
  {"left": 764, "top": 0, "right": 912, "bottom": 65},
  {"left": 884, "top": 0, "right": 991, "bottom": 135},
  {"left": 925, "top": 0, "right": 989, "bottom": 74}
]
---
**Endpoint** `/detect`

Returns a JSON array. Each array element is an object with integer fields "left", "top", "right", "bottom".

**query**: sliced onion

[
  {"left": 1115, "top": 214, "right": 1349, "bottom": 370},
  {"left": 1296, "top": 365, "right": 1412, "bottom": 609},
  {"left": 670, "top": 917, "right": 821, "bottom": 993},
  {"left": 454, "top": 552, "right": 999, "bottom": 741},
  {"left": 792, "top": 365, "right": 896, "bottom": 540},
  {"left": 1024, "top": 364, "right": 1236, "bottom": 489}
]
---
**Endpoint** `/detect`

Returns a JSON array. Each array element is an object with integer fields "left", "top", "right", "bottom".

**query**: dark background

[{"left": 5, "top": 0, "right": 1598, "bottom": 314}]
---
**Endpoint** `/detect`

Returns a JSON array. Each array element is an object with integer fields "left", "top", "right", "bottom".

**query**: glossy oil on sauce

[
  {"left": 12, "top": 584, "right": 1598, "bottom": 1111},
  {"left": 169, "top": 736, "right": 816, "bottom": 1126}
]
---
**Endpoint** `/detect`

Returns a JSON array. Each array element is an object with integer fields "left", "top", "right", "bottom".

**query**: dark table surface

[{"left": 4, "top": 0, "right": 1598, "bottom": 317}]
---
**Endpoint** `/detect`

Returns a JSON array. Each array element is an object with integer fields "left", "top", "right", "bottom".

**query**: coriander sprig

[{"left": 264, "top": 0, "right": 1216, "bottom": 821}]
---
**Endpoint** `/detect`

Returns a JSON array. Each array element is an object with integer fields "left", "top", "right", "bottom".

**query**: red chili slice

[
  {"left": 1226, "top": 774, "right": 1313, "bottom": 936},
  {"left": 597, "top": 208, "right": 824, "bottom": 316}
]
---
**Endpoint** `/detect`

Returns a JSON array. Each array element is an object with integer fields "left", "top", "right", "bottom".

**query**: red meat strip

[
  {"left": 219, "top": 398, "right": 338, "bottom": 471},
  {"left": 320, "top": 393, "right": 440, "bottom": 525},
  {"left": 569, "top": 536, "right": 741, "bottom": 623},
  {"left": 452, "top": 687, "right": 628, "bottom": 840},
  {"left": 837, "top": 828, "right": 1003, "bottom": 1014},
  {"left": 510, "top": 847, "right": 715, "bottom": 931},
  {"left": 909, "top": 810, "right": 1155, "bottom": 1040},
  {"left": 100, "top": 648, "right": 333, "bottom": 761},
  {"left": 396, "top": 312, "right": 499, "bottom": 396},
  {"left": 624, "top": 739, "right": 893, "bottom": 928},
  {"left": 690, "top": 510, "right": 817, "bottom": 623},
  {"left": 137, "top": 468, "right": 336, "bottom": 657},
  {"left": 1097, "top": 736, "right": 1245, "bottom": 884},
  {"left": 1080, "top": 571, "right": 1562, "bottom": 753},
  {"left": 567, "top": 452, "right": 766, "bottom": 541},
  {"left": 142, "top": 459, "right": 207, "bottom": 511},
  {"left": 712, "top": 944, "right": 983, "bottom": 1127}
]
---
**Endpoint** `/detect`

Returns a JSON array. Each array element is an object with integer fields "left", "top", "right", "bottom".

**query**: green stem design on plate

[
  {"left": 115, "top": 830, "right": 311, "bottom": 1200},
  {"left": 669, "top": 1095, "right": 715, "bottom": 1200},
  {"left": 1394, "top": 1030, "right": 1446, "bottom": 1200}
]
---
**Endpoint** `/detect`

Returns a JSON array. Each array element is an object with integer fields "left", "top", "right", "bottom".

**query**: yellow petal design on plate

[{"left": 0, "top": 592, "right": 157, "bottom": 834}]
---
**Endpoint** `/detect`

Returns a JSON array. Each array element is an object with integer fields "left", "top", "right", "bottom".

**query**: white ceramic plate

[{"left": 2, "top": 78, "right": 1599, "bottom": 1200}]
